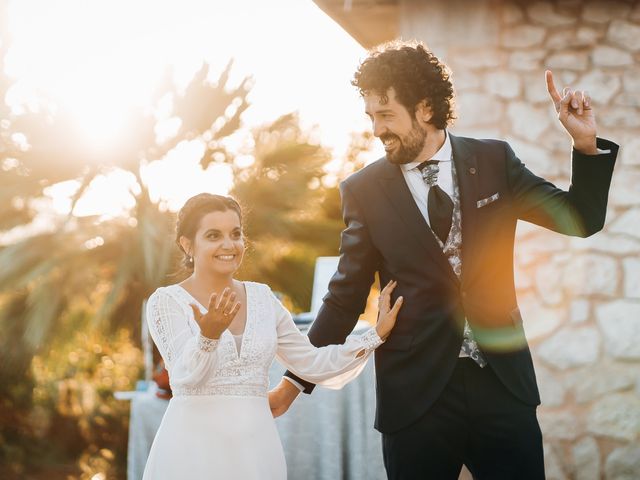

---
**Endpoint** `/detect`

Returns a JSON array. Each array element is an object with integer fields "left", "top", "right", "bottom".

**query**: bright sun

[
  {"left": 7, "top": 1, "right": 167, "bottom": 143},
  {"left": 4, "top": 0, "right": 368, "bottom": 220}
]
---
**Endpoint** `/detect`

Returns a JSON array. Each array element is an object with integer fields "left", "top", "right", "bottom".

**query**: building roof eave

[{"left": 312, "top": 0, "right": 399, "bottom": 49}]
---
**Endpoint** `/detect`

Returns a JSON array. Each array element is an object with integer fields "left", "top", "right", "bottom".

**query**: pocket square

[{"left": 477, "top": 192, "right": 500, "bottom": 208}]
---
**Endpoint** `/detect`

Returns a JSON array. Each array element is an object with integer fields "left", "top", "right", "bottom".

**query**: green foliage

[
  {"left": 232, "top": 113, "right": 345, "bottom": 311},
  {"left": 1, "top": 309, "right": 142, "bottom": 479}
]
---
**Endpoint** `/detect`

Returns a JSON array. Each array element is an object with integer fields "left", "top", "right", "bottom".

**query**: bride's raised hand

[
  {"left": 190, "top": 287, "right": 241, "bottom": 339},
  {"left": 375, "top": 280, "right": 403, "bottom": 340}
]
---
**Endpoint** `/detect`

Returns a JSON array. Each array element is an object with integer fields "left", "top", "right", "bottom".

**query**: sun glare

[
  {"left": 44, "top": 170, "right": 139, "bottom": 218},
  {"left": 5, "top": 0, "right": 368, "bottom": 218},
  {"left": 7, "top": 1, "right": 166, "bottom": 142},
  {"left": 141, "top": 140, "right": 234, "bottom": 212}
]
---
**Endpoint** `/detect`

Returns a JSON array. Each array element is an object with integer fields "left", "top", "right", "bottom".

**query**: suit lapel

[
  {"left": 450, "top": 134, "right": 479, "bottom": 283},
  {"left": 377, "top": 159, "right": 459, "bottom": 285}
]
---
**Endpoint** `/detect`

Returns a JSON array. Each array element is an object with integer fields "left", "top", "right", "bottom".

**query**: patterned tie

[
  {"left": 418, "top": 160, "right": 454, "bottom": 244},
  {"left": 418, "top": 159, "right": 487, "bottom": 368},
  {"left": 460, "top": 322, "right": 487, "bottom": 367}
]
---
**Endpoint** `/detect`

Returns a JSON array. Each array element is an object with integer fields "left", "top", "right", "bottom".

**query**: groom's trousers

[{"left": 382, "top": 357, "right": 545, "bottom": 480}]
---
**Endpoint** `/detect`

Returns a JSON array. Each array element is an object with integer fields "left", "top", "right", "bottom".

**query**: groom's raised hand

[{"left": 545, "top": 70, "right": 598, "bottom": 155}]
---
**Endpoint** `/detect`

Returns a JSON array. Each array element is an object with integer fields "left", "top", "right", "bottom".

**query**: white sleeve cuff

[
  {"left": 197, "top": 333, "right": 219, "bottom": 352},
  {"left": 360, "top": 328, "right": 384, "bottom": 352},
  {"left": 282, "top": 376, "right": 305, "bottom": 392}
]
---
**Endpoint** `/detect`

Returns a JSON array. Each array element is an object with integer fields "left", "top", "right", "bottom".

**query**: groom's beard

[{"left": 382, "top": 120, "right": 428, "bottom": 165}]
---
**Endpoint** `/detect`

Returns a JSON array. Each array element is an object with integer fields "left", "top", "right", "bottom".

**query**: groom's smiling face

[{"left": 364, "top": 87, "right": 430, "bottom": 165}]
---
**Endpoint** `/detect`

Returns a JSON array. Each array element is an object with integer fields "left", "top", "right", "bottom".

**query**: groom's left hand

[
  {"left": 545, "top": 70, "right": 598, "bottom": 155},
  {"left": 268, "top": 379, "right": 301, "bottom": 418}
]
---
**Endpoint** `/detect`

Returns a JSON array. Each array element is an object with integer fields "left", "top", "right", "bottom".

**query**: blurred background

[
  {"left": 1, "top": 0, "right": 639, "bottom": 479},
  {"left": 0, "top": 1, "right": 378, "bottom": 478}
]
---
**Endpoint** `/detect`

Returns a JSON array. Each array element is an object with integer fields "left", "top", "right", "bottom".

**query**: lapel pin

[{"left": 469, "top": 167, "right": 477, "bottom": 175}]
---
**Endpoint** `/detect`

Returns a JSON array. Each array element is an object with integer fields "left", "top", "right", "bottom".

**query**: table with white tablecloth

[
  {"left": 126, "top": 328, "right": 386, "bottom": 480},
  {"left": 269, "top": 351, "right": 385, "bottom": 480}
]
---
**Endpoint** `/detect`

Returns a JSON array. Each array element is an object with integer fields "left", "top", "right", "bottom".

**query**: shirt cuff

[
  {"left": 597, "top": 148, "right": 611, "bottom": 154},
  {"left": 282, "top": 376, "right": 305, "bottom": 392},
  {"left": 197, "top": 333, "right": 219, "bottom": 352}
]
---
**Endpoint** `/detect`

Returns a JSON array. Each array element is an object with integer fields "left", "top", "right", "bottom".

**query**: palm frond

[
  {"left": 94, "top": 254, "right": 135, "bottom": 327},
  {"left": 0, "top": 235, "right": 59, "bottom": 291},
  {"left": 23, "top": 278, "right": 65, "bottom": 350}
]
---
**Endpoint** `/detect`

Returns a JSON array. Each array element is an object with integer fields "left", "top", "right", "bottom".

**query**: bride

[{"left": 143, "top": 193, "right": 403, "bottom": 479}]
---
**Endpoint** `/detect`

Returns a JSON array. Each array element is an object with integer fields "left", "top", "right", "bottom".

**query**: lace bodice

[{"left": 146, "top": 282, "right": 382, "bottom": 397}]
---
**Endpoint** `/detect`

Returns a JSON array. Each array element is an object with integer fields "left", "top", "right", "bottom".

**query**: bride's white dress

[{"left": 143, "top": 281, "right": 382, "bottom": 480}]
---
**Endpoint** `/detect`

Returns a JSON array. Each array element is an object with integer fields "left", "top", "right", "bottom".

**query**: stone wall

[{"left": 400, "top": 1, "right": 640, "bottom": 478}]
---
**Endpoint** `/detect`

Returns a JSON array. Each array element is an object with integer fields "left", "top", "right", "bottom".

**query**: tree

[{"left": 232, "top": 114, "right": 373, "bottom": 311}]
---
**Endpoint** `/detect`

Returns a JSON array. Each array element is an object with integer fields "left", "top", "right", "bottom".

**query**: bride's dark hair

[{"left": 175, "top": 193, "right": 243, "bottom": 273}]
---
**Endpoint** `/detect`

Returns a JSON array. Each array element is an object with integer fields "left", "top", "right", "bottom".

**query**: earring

[{"left": 188, "top": 256, "right": 194, "bottom": 265}]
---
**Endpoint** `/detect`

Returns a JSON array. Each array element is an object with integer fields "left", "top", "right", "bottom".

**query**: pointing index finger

[{"left": 545, "top": 70, "right": 562, "bottom": 104}]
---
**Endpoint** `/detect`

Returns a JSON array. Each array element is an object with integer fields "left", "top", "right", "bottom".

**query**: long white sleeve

[
  {"left": 146, "top": 288, "right": 221, "bottom": 389},
  {"left": 272, "top": 291, "right": 383, "bottom": 389}
]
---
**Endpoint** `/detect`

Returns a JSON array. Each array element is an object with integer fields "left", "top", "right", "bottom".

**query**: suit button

[
  {"left": 461, "top": 291, "right": 467, "bottom": 299},
  {"left": 469, "top": 167, "right": 476, "bottom": 175}
]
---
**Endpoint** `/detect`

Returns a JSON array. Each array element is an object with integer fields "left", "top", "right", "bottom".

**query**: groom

[{"left": 270, "top": 41, "right": 618, "bottom": 479}]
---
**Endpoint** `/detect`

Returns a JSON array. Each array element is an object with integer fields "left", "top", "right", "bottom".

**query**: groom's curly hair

[{"left": 352, "top": 40, "right": 456, "bottom": 129}]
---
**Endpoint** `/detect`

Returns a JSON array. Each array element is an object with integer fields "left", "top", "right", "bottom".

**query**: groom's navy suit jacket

[{"left": 287, "top": 134, "right": 618, "bottom": 434}]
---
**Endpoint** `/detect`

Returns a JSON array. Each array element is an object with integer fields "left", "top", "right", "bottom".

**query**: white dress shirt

[{"left": 400, "top": 131, "right": 453, "bottom": 228}]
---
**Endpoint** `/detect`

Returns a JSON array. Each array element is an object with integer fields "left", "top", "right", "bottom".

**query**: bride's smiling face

[{"left": 184, "top": 209, "right": 245, "bottom": 276}]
